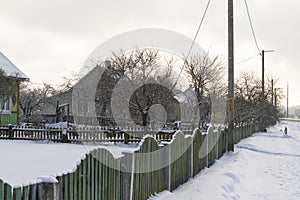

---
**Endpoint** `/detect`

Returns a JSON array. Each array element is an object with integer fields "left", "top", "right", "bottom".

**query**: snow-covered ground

[
  {"left": 1, "top": 120, "right": 300, "bottom": 199},
  {"left": 0, "top": 141, "right": 136, "bottom": 187},
  {"left": 149, "top": 120, "right": 300, "bottom": 200}
]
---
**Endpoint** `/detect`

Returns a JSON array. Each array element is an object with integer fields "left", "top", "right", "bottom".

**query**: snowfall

[{"left": 0, "top": 120, "right": 299, "bottom": 199}]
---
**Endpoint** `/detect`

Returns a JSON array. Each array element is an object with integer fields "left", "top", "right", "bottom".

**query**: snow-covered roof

[{"left": 0, "top": 51, "right": 29, "bottom": 80}]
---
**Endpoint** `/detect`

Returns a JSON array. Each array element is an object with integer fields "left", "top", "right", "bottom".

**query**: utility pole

[
  {"left": 287, "top": 83, "right": 289, "bottom": 118},
  {"left": 261, "top": 49, "right": 274, "bottom": 131},
  {"left": 274, "top": 88, "right": 277, "bottom": 108},
  {"left": 228, "top": 0, "right": 234, "bottom": 152},
  {"left": 271, "top": 79, "right": 274, "bottom": 105}
]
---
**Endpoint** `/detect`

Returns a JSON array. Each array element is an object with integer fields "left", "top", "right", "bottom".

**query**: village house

[
  {"left": 0, "top": 52, "right": 29, "bottom": 124},
  {"left": 40, "top": 61, "right": 192, "bottom": 128}
]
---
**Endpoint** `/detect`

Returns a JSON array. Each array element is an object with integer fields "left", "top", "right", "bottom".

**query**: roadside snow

[
  {"left": 149, "top": 120, "right": 300, "bottom": 200},
  {"left": 0, "top": 141, "right": 136, "bottom": 187}
]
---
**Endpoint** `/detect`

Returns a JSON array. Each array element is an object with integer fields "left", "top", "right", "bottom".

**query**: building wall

[
  {"left": 0, "top": 91, "right": 19, "bottom": 125},
  {"left": 0, "top": 113, "right": 17, "bottom": 124}
]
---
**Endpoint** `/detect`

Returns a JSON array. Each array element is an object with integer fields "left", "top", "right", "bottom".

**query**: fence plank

[
  {"left": 69, "top": 173, "right": 74, "bottom": 200},
  {"left": 73, "top": 170, "right": 78, "bottom": 200},
  {"left": 13, "top": 187, "right": 22, "bottom": 200},
  {"left": 91, "top": 154, "right": 95, "bottom": 200},
  {"left": 77, "top": 162, "right": 82, "bottom": 200},
  {"left": 63, "top": 174, "right": 69, "bottom": 200},
  {"left": 82, "top": 157, "right": 87, "bottom": 200},
  {"left": 21, "top": 185, "right": 30, "bottom": 200},
  {"left": 4, "top": 183, "right": 12, "bottom": 200},
  {"left": 87, "top": 154, "right": 91, "bottom": 200},
  {"left": 94, "top": 154, "right": 99, "bottom": 200},
  {"left": 0, "top": 179, "right": 3, "bottom": 200}
]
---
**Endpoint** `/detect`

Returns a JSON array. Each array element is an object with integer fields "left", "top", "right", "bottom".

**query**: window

[
  {"left": 5, "top": 98, "right": 9, "bottom": 110},
  {"left": 0, "top": 96, "right": 10, "bottom": 112}
]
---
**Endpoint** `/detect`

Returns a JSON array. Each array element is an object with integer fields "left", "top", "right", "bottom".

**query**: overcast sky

[{"left": 0, "top": 0, "right": 299, "bottom": 106}]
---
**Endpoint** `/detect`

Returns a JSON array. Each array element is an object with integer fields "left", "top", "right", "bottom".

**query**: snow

[
  {"left": 0, "top": 51, "right": 29, "bottom": 80},
  {"left": 149, "top": 120, "right": 300, "bottom": 200},
  {"left": 36, "top": 176, "right": 58, "bottom": 183},
  {"left": 0, "top": 140, "right": 136, "bottom": 187},
  {"left": 45, "top": 122, "right": 74, "bottom": 128},
  {"left": 1, "top": 120, "right": 300, "bottom": 199}
]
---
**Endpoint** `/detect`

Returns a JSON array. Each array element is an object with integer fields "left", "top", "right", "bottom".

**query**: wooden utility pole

[
  {"left": 261, "top": 50, "right": 274, "bottom": 131},
  {"left": 287, "top": 83, "right": 289, "bottom": 118},
  {"left": 274, "top": 88, "right": 277, "bottom": 108},
  {"left": 271, "top": 79, "right": 274, "bottom": 105},
  {"left": 262, "top": 50, "right": 265, "bottom": 100},
  {"left": 228, "top": 0, "right": 234, "bottom": 152},
  {"left": 261, "top": 50, "right": 265, "bottom": 131}
]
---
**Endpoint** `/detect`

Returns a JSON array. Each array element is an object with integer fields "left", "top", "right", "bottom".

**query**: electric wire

[
  {"left": 186, "top": 0, "right": 212, "bottom": 58},
  {"left": 235, "top": 53, "right": 260, "bottom": 65},
  {"left": 244, "top": 0, "right": 261, "bottom": 55},
  {"left": 173, "top": 0, "right": 212, "bottom": 90}
]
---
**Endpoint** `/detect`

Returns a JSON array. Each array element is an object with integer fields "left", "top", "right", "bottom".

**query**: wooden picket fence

[
  {"left": 0, "top": 123, "right": 259, "bottom": 200},
  {"left": 0, "top": 125, "right": 191, "bottom": 144}
]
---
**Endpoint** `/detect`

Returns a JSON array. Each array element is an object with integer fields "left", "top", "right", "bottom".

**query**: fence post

[
  {"left": 8, "top": 125, "right": 13, "bottom": 139},
  {"left": 188, "top": 136, "right": 193, "bottom": 179},
  {"left": 13, "top": 187, "right": 22, "bottom": 200},
  {"left": 0, "top": 179, "right": 3, "bottom": 200},
  {"left": 124, "top": 133, "right": 129, "bottom": 144},
  {"left": 4, "top": 183, "right": 12, "bottom": 200},
  {"left": 121, "top": 152, "right": 133, "bottom": 200},
  {"left": 37, "top": 177, "right": 59, "bottom": 200},
  {"left": 61, "top": 128, "right": 68, "bottom": 143}
]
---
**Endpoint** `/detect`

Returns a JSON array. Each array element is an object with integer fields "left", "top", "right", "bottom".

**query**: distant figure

[{"left": 284, "top": 127, "right": 288, "bottom": 135}]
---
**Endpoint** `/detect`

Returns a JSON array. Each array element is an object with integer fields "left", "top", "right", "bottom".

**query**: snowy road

[{"left": 149, "top": 120, "right": 300, "bottom": 200}]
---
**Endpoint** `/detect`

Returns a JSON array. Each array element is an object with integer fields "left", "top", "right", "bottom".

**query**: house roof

[{"left": 0, "top": 51, "right": 29, "bottom": 80}]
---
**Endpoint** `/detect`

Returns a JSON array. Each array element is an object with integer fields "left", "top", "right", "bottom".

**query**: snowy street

[{"left": 149, "top": 120, "right": 300, "bottom": 200}]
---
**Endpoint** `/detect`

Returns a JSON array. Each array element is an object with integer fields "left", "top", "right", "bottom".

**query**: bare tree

[
  {"left": 81, "top": 48, "right": 180, "bottom": 127},
  {"left": 58, "top": 72, "right": 80, "bottom": 93},
  {"left": 184, "top": 52, "right": 225, "bottom": 128},
  {"left": 234, "top": 72, "right": 282, "bottom": 126},
  {"left": 234, "top": 72, "right": 261, "bottom": 125},
  {"left": 109, "top": 48, "right": 179, "bottom": 127},
  {"left": 19, "top": 83, "right": 57, "bottom": 123}
]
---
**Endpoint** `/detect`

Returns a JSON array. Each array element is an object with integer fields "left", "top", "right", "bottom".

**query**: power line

[
  {"left": 173, "top": 0, "right": 212, "bottom": 89},
  {"left": 26, "top": 82, "right": 61, "bottom": 87},
  {"left": 244, "top": 0, "right": 261, "bottom": 55},
  {"left": 186, "top": 0, "right": 212, "bottom": 58},
  {"left": 235, "top": 53, "right": 260, "bottom": 65}
]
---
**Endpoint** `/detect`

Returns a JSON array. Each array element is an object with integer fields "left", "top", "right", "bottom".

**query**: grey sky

[{"left": 0, "top": 0, "right": 299, "bottom": 106}]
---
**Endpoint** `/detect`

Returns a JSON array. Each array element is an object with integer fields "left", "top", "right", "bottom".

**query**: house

[
  {"left": 40, "top": 89, "right": 73, "bottom": 124},
  {"left": 41, "top": 61, "right": 184, "bottom": 127},
  {"left": 0, "top": 51, "right": 29, "bottom": 124}
]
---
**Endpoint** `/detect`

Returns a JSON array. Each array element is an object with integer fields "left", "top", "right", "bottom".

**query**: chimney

[{"left": 105, "top": 60, "right": 111, "bottom": 69}]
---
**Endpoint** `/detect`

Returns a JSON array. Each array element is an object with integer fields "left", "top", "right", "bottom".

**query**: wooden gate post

[
  {"left": 37, "top": 177, "right": 59, "bottom": 200},
  {"left": 121, "top": 152, "right": 133, "bottom": 200}
]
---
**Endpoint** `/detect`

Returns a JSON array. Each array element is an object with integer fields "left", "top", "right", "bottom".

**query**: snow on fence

[
  {"left": 0, "top": 126, "right": 191, "bottom": 144},
  {"left": 0, "top": 123, "right": 259, "bottom": 200}
]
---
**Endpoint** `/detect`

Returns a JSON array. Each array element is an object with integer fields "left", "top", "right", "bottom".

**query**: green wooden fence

[{"left": 0, "top": 123, "right": 259, "bottom": 200}]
